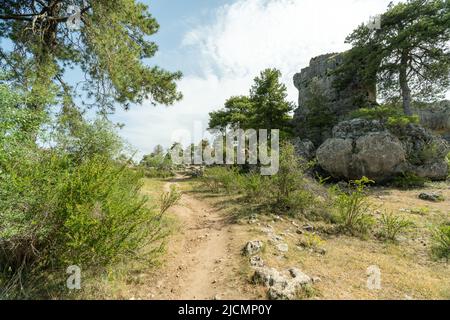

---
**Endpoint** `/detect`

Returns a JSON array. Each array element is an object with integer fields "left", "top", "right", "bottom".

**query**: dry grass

[{"left": 194, "top": 179, "right": 450, "bottom": 300}]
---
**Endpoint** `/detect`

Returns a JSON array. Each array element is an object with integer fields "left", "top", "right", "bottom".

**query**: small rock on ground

[
  {"left": 244, "top": 240, "right": 263, "bottom": 255},
  {"left": 418, "top": 192, "right": 445, "bottom": 202}
]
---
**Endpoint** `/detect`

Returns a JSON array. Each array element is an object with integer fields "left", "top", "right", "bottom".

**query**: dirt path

[{"left": 149, "top": 175, "right": 253, "bottom": 300}]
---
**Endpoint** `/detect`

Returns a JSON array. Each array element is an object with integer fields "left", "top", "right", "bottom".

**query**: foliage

[
  {"left": 377, "top": 212, "right": 414, "bottom": 241},
  {"left": 411, "top": 207, "right": 430, "bottom": 215},
  {"left": 338, "top": 0, "right": 450, "bottom": 115},
  {"left": 431, "top": 223, "right": 450, "bottom": 261},
  {"left": 140, "top": 146, "right": 175, "bottom": 178},
  {"left": 408, "top": 140, "right": 447, "bottom": 166},
  {"left": 209, "top": 69, "right": 294, "bottom": 139},
  {"left": 392, "top": 172, "right": 428, "bottom": 189},
  {"left": 298, "top": 233, "right": 324, "bottom": 249},
  {"left": 386, "top": 115, "right": 420, "bottom": 128},
  {"left": 447, "top": 152, "right": 450, "bottom": 178},
  {"left": 333, "top": 177, "right": 375, "bottom": 236},
  {"left": 159, "top": 186, "right": 181, "bottom": 216},
  {"left": 350, "top": 105, "right": 420, "bottom": 127},
  {"left": 238, "top": 172, "right": 269, "bottom": 203},
  {"left": 0, "top": 0, "right": 182, "bottom": 113},
  {"left": 0, "top": 85, "right": 168, "bottom": 298},
  {"left": 200, "top": 143, "right": 317, "bottom": 217},
  {"left": 201, "top": 166, "right": 243, "bottom": 194}
]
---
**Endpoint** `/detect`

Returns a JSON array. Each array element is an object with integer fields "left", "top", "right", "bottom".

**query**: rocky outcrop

[
  {"left": 413, "top": 100, "right": 450, "bottom": 143},
  {"left": 292, "top": 138, "right": 316, "bottom": 161},
  {"left": 293, "top": 52, "right": 374, "bottom": 146},
  {"left": 316, "top": 119, "right": 449, "bottom": 182}
]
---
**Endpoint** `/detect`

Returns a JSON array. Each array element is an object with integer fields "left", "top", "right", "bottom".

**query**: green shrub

[
  {"left": 386, "top": 115, "right": 420, "bottom": 128},
  {"left": 159, "top": 185, "right": 181, "bottom": 216},
  {"left": 377, "top": 211, "right": 414, "bottom": 241},
  {"left": 431, "top": 223, "right": 450, "bottom": 261},
  {"left": 410, "top": 141, "right": 448, "bottom": 165},
  {"left": 333, "top": 177, "right": 375, "bottom": 236},
  {"left": 144, "top": 167, "right": 175, "bottom": 178},
  {"left": 270, "top": 142, "right": 314, "bottom": 214},
  {"left": 351, "top": 105, "right": 401, "bottom": 121},
  {"left": 199, "top": 143, "right": 316, "bottom": 216},
  {"left": 350, "top": 105, "right": 419, "bottom": 128},
  {"left": 298, "top": 233, "right": 324, "bottom": 249},
  {"left": 140, "top": 152, "right": 175, "bottom": 178},
  {"left": 392, "top": 172, "right": 427, "bottom": 189},
  {"left": 238, "top": 172, "right": 268, "bottom": 203},
  {"left": 0, "top": 85, "right": 169, "bottom": 297},
  {"left": 201, "top": 166, "right": 242, "bottom": 194}
]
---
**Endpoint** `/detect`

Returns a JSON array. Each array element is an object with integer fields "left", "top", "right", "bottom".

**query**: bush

[
  {"left": 144, "top": 167, "right": 175, "bottom": 179},
  {"left": 351, "top": 105, "right": 420, "bottom": 127},
  {"left": 431, "top": 223, "right": 450, "bottom": 261},
  {"left": 298, "top": 233, "right": 324, "bottom": 249},
  {"left": 392, "top": 172, "right": 427, "bottom": 189},
  {"left": 140, "top": 153, "right": 175, "bottom": 178},
  {"left": 0, "top": 85, "right": 169, "bottom": 297},
  {"left": 201, "top": 166, "right": 242, "bottom": 194},
  {"left": 377, "top": 212, "right": 414, "bottom": 241},
  {"left": 333, "top": 177, "right": 375, "bottom": 236},
  {"left": 238, "top": 172, "right": 268, "bottom": 203},
  {"left": 199, "top": 142, "right": 317, "bottom": 217},
  {"left": 159, "top": 185, "right": 181, "bottom": 216},
  {"left": 446, "top": 152, "right": 450, "bottom": 178},
  {"left": 269, "top": 142, "right": 314, "bottom": 214}
]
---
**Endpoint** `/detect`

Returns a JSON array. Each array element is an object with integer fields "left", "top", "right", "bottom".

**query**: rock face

[
  {"left": 317, "top": 119, "right": 449, "bottom": 182},
  {"left": 292, "top": 137, "right": 316, "bottom": 161},
  {"left": 413, "top": 100, "right": 450, "bottom": 142},
  {"left": 293, "top": 52, "right": 374, "bottom": 146}
]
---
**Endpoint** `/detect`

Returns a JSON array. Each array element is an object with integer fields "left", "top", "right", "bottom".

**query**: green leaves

[
  {"left": 0, "top": 0, "right": 182, "bottom": 113},
  {"left": 208, "top": 69, "right": 293, "bottom": 138},
  {"left": 337, "top": 0, "right": 450, "bottom": 114}
]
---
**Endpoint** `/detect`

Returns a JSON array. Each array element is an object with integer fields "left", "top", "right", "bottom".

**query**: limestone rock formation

[
  {"left": 413, "top": 100, "right": 450, "bottom": 143},
  {"left": 293, "top": 52, "right": 373, "bottom": 146},
  {"left": 316, "top": 119, "right": 449, "bottom": 182}
]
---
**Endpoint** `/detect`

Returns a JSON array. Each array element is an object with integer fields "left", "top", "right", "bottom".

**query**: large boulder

[{"left": 317, "top": 119, "right": 449, "bottom": 182}]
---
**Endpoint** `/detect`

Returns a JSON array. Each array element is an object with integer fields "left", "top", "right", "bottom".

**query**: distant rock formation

[{"left": 293, "top": 52, "right": 374, "bottom": 146}]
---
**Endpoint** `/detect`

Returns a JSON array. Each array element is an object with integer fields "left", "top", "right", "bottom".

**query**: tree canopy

[
  {"left": 337, "top": 0, "right": 450, "bottom": 115},
  {"left": 208, "top": 68, "right": 293, "bottom": 138},
  {"left": 0, "top": 0, "right": 182, "bottom": 113}
]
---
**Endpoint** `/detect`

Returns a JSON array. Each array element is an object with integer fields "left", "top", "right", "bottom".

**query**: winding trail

[{"left": 150, "top": 175, "right": 251, "bottom": 300}]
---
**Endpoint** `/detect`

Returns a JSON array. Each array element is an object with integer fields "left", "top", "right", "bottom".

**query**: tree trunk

[{"left": 399, "top": 50, "right": 413, "bottom": 116}]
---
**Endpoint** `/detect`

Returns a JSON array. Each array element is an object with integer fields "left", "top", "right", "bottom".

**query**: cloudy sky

[{"left": 112, "top": 0, "right": 407, "bottom": 157}]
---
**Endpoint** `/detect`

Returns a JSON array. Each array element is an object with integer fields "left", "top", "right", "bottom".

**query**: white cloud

[{"left": 114, "top": 0, "right": 403, "bottom": 157}]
